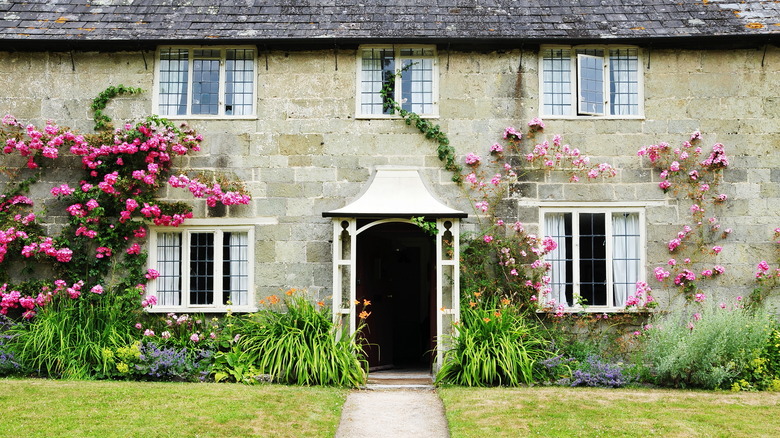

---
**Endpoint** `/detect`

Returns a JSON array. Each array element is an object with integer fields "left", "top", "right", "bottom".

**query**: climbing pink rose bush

[{"left": 0, "top": 114, "right": 251, "bottom": 318}]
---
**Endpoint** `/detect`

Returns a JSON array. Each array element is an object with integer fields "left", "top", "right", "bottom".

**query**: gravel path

[{"left": 335, "top": 389, "right": 450, "bottom": 438}]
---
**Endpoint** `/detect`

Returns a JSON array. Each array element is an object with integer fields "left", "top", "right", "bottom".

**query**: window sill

[
  {"left": 147, "top": 306, "right": 259, "bottom": 314},
  {"left": 537, "top": 307, "right": 654, "bottom": 314},
  {"left": 355, "top": 113, "right": 440, "bottom": 120},
  {"left": 157, "top": 115, "right": 258, "bottom": 121},
  {"left": 539, "top": 115, "right": 645, "bottom": 121}
]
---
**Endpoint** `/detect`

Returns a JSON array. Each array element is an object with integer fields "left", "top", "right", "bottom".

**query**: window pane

[
  {"left": 542, "top": 49, "right": 572, "bottom": 116},
  {"left": 579, "top": 213, "right": 607, "bottom": 306},
  {"left": 578, "top": 54, "right": 605, "bottom": 115},
  {"left": 159, "top": 49, "right": 189, "bottom": 116},
  {"left": 360, "top": 49, "right": 395, "bottom": 115},
  {"left": 157, "top": 232, "right": 182, "bottom": 306},
  {"left": 225, "top": 49, "right": 255, "bottom": 116},
  {"left": 223, "top": 232, "right": 249, "bottom": 306},
  {"left": 609, "top": 49, "right": 639, "bottom": 116},
  {"left": 190, "top": 232, "right": 214, "bottom": 305}
]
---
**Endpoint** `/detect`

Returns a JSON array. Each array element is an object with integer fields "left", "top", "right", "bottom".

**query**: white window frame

[
  {"left": 153, "top": 46, "right": 258, "bottom": 119},
  {"left": 539, "top": 45, "right": 644, "bottom": 119},
  {"left": 540, "top": 206, "right": 646, "bottom": 312},
  {"left": 355, "top": 45, "right": 439, "bottom": 119},
  {"left": 147, "top": 224, "right": 256, "bottom": 313}
]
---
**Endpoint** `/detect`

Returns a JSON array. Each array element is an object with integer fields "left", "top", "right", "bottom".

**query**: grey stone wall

[{"left": 1, "top": 45, "right": 778, "bottom": 310}]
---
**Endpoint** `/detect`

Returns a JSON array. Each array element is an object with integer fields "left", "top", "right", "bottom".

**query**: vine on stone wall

[
  {"left": 379, "top": 68, "right": 463, "bottom": 182},
  {"left": 90, "top": 84, "right": 143, "bottom": 131}
]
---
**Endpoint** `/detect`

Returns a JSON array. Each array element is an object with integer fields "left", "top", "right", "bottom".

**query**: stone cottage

[{"left": 1, "top": 0, "right": 779, "bottom": 369}]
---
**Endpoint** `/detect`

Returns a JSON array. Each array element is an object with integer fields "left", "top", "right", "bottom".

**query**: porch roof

[{"left": 322, "top": 167, "right": 467, "bottom": 219}]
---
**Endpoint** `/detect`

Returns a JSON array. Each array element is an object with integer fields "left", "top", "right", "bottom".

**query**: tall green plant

[
  {"left": 237, "top": 290, "right": 368, "bottom": 387},
  {"left": 9, "top": 290, "right": 139, "bottom": 378},
  {"left": 436, "top": 295, "right": 548, "bottom": 386},
  {"left": 642, "top": 300, "right": 776, "bottom": 389}
]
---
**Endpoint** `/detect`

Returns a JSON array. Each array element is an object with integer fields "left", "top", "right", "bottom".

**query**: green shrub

[
  {"left": 643, "top": 300, "right": 776, "bottom": 389},
  {"left": 8, "top": 290, "right": 138, "bottom": 379},
  {"left": 436, "top": 295, "right": 549, "bottom": 386},
  {"left": 237, "top": 289, "right": 367, "bottom": 387}
]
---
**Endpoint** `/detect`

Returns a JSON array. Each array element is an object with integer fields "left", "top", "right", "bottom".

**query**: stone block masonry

[{"left": 1, "top": 45, "right": 779, "bottom": 311}]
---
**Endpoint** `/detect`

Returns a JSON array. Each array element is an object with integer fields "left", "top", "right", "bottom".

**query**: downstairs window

[
  {"left": 543, "top": 209, "right": 644, "bottom": 310},
  {"left": 148, "top": 226, "right": 254, "bottom": 312}
]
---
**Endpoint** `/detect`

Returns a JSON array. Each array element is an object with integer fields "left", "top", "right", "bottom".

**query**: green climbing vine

[
  {"left": 379, "top": 68, "right": 463, "bottom": 183},
  {"left": 90, "top": 84, "right": 143, "bottom": 131}
]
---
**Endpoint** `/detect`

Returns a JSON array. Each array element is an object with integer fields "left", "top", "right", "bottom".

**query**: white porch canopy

[{"left": 323, "top": 167, "right": 467, "bottom": 218}]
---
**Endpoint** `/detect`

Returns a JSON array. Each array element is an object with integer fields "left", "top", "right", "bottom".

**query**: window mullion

[
  {"left": 569, "top": 51, "right": 577, "bottom": 117},
  {"left": 218, "top": 49, "right": 226, "bottom": 116},
  {"left": 394, "top": 48, "right": 403, "bottom": 111},
  {"left": 186, "top": 49, "right": 195, "bottom": 117},
  {"left": 603, "top": 55, "right": 611, "bottom": 116},
  {"left": 605, "top": 212, "right": 614, "bottom": 308},
  {"left": 213, "top": 229, "right": 224, "bottom": 306},
  {"left": 572, "top": 212, "right": 581, "bottom": 306},
  {"left": 182, "top": 231, "right": 192, "bottom": 308}
]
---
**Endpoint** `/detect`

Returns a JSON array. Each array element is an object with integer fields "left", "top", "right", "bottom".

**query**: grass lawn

[
  {"left": 0, "top": 378, "right": 347, "bottom": 438},
  {"left": 439, "top": 386, "right": 780, "bottom": 438}
]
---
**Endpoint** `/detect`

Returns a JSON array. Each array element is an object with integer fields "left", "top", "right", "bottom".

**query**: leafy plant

[
  {"left": 237, "top": 289, "right": 367, "bottom": 387},
  {"left": 90, "top": 84, "right": 143, "bottom": 131},
  {"left": 642, "top": 300, "right": 776, "bottom": 389},
  {"left": 379, "top": 66, "right": 462, "bottom": 182},
  {"left": 133, "top": 341, "right": 212, "bottom": 381},
  {"left": 559, "top": 355, "right": 634, "bottom": 388},
  {"left": 436, "top": 294, "right": 549, "bottom": 386},
  {"left": 211, "top": 347, "right": 262, "bottom": 384},
  {"left": 7, "top": 291, "right": 139, "bottom": 378}
]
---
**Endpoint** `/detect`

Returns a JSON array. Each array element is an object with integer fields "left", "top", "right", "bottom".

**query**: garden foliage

[
  {"left": 436, "top": 294, "right": 548, "bottom": 386},
  {"left": 237, "top": 290, "right": 368, "bottom": 387},
  {"left": 643, "top": 300, "right": 777, "bottom": 389}
]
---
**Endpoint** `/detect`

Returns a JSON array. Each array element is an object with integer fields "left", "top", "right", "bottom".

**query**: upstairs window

[
  {"left": 156, "top": 47, "right": 256, "bottom": 117},
  {"left": 357, "top": 46, "right": 438, "bottom": 117},
  {"left": 148, "top": 226, "right": 254, "bottom": 312},
  {"left": 543, "top": 209, "right": 644, "bottom": 310},
  {"left": 540, "top": 46, "right": 642, "bottom": 118}
]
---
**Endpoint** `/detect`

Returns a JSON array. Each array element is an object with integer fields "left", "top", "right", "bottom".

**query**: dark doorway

[{"left": 356, "top": 221, "right": 434, "bottom": 370}]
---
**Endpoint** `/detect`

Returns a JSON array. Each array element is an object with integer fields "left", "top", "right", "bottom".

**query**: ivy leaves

[{"left": 90, "top": 85, "right": 143, "bottom": 131}]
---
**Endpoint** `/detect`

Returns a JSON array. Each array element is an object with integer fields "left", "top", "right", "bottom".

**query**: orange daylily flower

[
  {"left": 363, "top": 299, "right": 371, "bottom": 306},
  {"left": 469, "top": 301, "right": 477, "bottom": 308},
  {"left": 317, "top": 301, "right": 325, "bottom": 307},
  {"left": 474, "top": 292, "right": 482, "bottom": 297},
  {"left": 359, "top": 311, "right": 372, "bottom": 320},
  {"left": 483, "top": 317, "right": 491, "bottom": 323},
  {"left": 501, "top": 298, "right": 511, "bottom": 305}
]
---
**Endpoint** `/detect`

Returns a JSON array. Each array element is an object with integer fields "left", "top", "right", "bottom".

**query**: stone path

[{"left": 335, "top": 371, "right": 450, "bottom": 438}]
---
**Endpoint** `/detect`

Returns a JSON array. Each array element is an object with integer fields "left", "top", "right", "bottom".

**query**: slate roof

[{"left": 1, "top": 0, "right": 778, "bottom": 49}]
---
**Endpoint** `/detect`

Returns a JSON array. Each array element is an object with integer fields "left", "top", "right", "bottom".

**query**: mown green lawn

[
  {"left": 439, "top": 386, "right": 780, "bottom": 438},
  {"left": 0, "top": 379, "right": 347, "bottom": 438},
  {"left": 4, "top": 379, "right": 780, "bottom": 437}
]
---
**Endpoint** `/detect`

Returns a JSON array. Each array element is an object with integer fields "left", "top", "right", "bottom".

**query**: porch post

[
  {"left": 331, "top": 218, "right": 357, "bottom": 335},
  {"left": 435, "top": 218, "right": 460, "bottom": 369}
]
